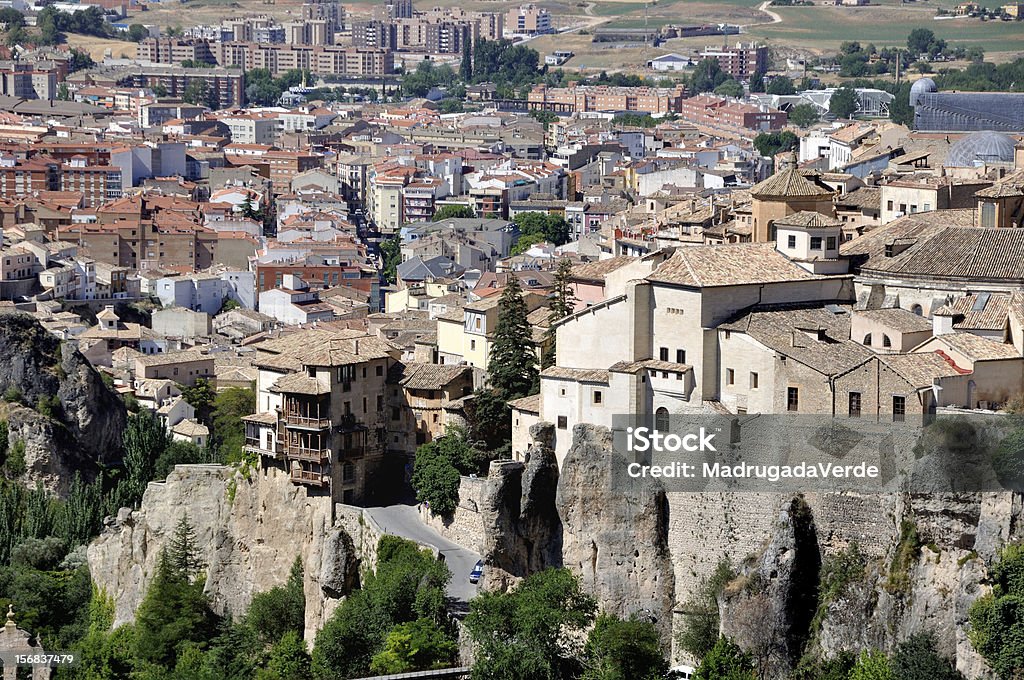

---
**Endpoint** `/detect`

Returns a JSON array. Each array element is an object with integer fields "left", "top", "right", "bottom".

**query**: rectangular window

[
  {"left": 893, "top": 396, "right": 906, "bottom": 422},
  {"left": 810, "top": 237, "right": 822, "bottom": 250},
  {"left": 376, "top": 365, "right": 384, "bottom": 376},
  {"left": 787, "top": 234, "right": 796, "bottom": 248},
  {"left": 659, "top": 347, "right": 668, "bottom": 361},
  {"left": 826, "top": 236, "right": 837, "bottom": 250},
  {"left": 557, "top": 415, "right": 567, "bottom": 429},
  {"left": 726, "top": 368, "right": 734, "bottom": 385},
  {"left": 899, "top": 203, "right": 907, "bottom": 214},
  {"left": 787, "top": 387, "right": 799, "bottom": 412},
  {"left": 593, "top": 390, "right": 602, "bottom": 405},
  {"left": 750, "top": 372, "right": 758, "bottom": 389},
  {"left": 887, "top": 200, "right": 894, "bottom": 211},
  {"left": 676, "top": 349, "right": 685, "bottom": 364},
  {"left": 849, "top": 392, "right": 861, "bottom": 417}
]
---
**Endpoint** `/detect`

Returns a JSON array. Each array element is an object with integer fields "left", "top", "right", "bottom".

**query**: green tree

[
  {"left": 693, "top": 637, "right": 755, "bottom": 680},
  {"left": 542, "top": 258, "right": 577, "bottom": 369},
  {"left": 753, "top": 130, "right": 798, "bottom": 157},
  {"left": 432, "top": 205, "right": 475, "bottom": 220},
  {"left": 212, "top": 387, "right": 256, "bottom": 463},
  {"left": 153, "top": 83, "right": 168, "bottom": 98},
  {"left": 182, "top": 377, "right": 216, "bottom": 417},
  {"left": 829, "top": 86, "right": 859, "bottom": 119},
  {"left": 789, "top": 103, "right": 820, "bottom": 128},
  {"left": 689, "top": 58, "right": 728, "bottom": 93},
  {"left": 123, "top": 410, "right": 170, "bottom": 506},
  {"left": 677, "top": 560, "right": 735, "bottom": 659},
  {"left": 411, "top": 437, "right": 462, "bottom": 517},
  {"left": 134, "top": 546, "right": 219, "bottom": 668},
  {"left": 468, "top": 388, "right": 512, "bottom": 453},
  {"left": 57, "top": 83, "right": 71, "bottom": 101},
  {"left": 168, "top": 514, "right": 204, "bottom": 578},
  {"left": 247, "top": 557, "right": 306, "bottom": 646},
  {"left": 486, "top": 275, "right": 537, "bottom": 401},
  {"left": 514, "top": 212, "right": 571, "bottom": 247},
  {"left": 509, "top": 232, "right": 546, "bottom": 257},
  {"left": 968, "top": 542, "right": 1024, "bottom": 678},
  {"left": 713, "top": 79, "right": 745, "bottom": 98},
  {"left": 370, "top": 618, "right": 458, "bottom": 673},
  {"left": 907, "top": 28, "right": 937, "bottom": 54},
  {"left": 126, "top": 23, "right": 148, "bottom": 41},
  {"left": 891, "top": 632, "right": 965, "bottom": 680},
  {"left": 850, "top": 649, "right": 894, "bottom": 680},
  {"left": 380, "top": 236, "right": 402, "bottom": 285},
  {"left": 466, "top": 568, "right": 597, "bottom": 680},
  {"left": 460, "top": 40, "right": 473, "bottom": 81},
  {"left": 749, "top": 69, "right": 766, "bottom": 93},
  {"left": 260, "top": 630, "right": 311, "bottom": 680},
  {"left": 766, "top": 75, "right": 796, "bottom": 95},
  {"left": 182, "top": 79, "right": 210, "bottom": 106},
  {"left": 582, "top": 613, "right": 667, "bottom": 680}
]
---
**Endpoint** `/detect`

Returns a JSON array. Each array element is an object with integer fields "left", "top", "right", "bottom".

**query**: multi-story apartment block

[
  {"left": 528, "top": 84, "right": 687, "bottom": 115},
  {"left": 213, "top": 43, "right": 394, "bottom": 78},
  {"left": 505, "top": 4, "right": 551, "bottom": 35},
  {"left": 137, "top": 38, "right": 217, "bottom": 65},
  {"left": 699, "top": 42, "right": 769, "bottom": 80},
  {"left": 242, "top": 328, "right": 400, "bottom": 503},
  {"left": 106, "top": 65, "right": 244, "bottom": 109}
]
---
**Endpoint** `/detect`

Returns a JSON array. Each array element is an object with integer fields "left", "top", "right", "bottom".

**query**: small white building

[{"left": 647, "top": 53, "right": 693, "bottom": 72}]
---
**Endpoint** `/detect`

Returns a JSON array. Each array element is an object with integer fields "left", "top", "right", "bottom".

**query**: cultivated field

[{"left": 66, "top": 35, "right": 137, "bottom": 60}]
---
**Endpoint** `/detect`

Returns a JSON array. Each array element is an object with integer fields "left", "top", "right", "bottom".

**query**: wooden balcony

[
  {"left": 243, "top": 438, "right": 278, "bottom": 458},
  {"left": 283, "top": 413, "right": 331, "bottom": 430},
  {"left": 291, "top": 469, "right": 328, "bottom": 486},
  {"left": 284, "top": 445, "right": 330, "bottom": 463}
]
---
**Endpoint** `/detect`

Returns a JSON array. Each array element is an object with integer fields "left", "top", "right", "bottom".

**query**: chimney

[{"left": 933, "top": 308, "right": 955, "bottom": 336}]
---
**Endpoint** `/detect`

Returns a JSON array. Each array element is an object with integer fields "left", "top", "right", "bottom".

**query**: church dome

[{"left": 946, "top": 131, "right": 1017, "bottom": 167}]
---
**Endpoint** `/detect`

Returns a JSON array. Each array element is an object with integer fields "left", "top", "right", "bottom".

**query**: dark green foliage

[
  {"left": 891, "top": 632, "right": 965, "bottom": 680},
  {"left": 677, "top": 560, "right": 735, "bottom": 659},
  {"left": 689, "top": 58, "right": 729, "bottom": 93},
  {"left": 693, "top": 637, "right": 755, "bottom": 680},
  {"left": 246, "top": 557, "right": 305, "bottom": 646},
  {"left": 244, "top": 69, "right": 312, "bottom": 106},
  {"left": 370, "top": 618, "right": 458, "bottom": 674},
  {"left": 260, "top": 630, "right": 312, "bottom": 680},
  {"left": 811, "top": 543, "right": 867, "bottom": 632},
  {"left": 123, "top": 410, "right": 170, "bottom": 507},
  {"left": 466, "top": 568, "right": 597, "bottom": 680},
  {"left": 403, "top": 60, "right": 458, "bottom": 98},
  {"left": 581, "top": 613, "right": 668, "bottom": 680},
  {"left": 10, "top": 536, "right": 66, "bottom": 571},
  {"left": 968, "top": 542, "right": 1024, "bottom": 679},
  {"left": 182, "top": 378, "right": 215, "bottom": 416},
  {"left": 126, "top": 23, "right": 148, "bottom": 41},
  {"left": 542, "top": 258, "right": 577, "bottom": 369},
  {"left": 753, "top": 131, "right": 798, "bottom": 158},
  {"left": 380, "top": 236, "right": 402, "bottom": 285},
  {"left": 470, "top": 38, "right": 541, "bottom": 94},
  {"left": 213, "top": 387, "right": 256, "bottom": 463},
  {"left": 514, "top": 212, "right": 571, "bottom": 247},
  {"left": 993, "top": 427, "right": 1024, "bottom": 492},
  {"left": 713, "top": 79, "right": 745, "bottom": 98},
  {"left": 36, "top": 394, "right": 63, "bottom": 420},
  {"left": 133, "top": 545, "right": 219, "bottom": 668},
  {"left": 766, "top": 75, "right": 796, "bottom": 95},
  {"left": 432, "top": 205, "right": 475, "bottom": 220},
  {"left": 486, "top": 275, "right": 538, "bottom": 401},
  {"left": 167, "top": 515, "right": 204, "bottom": 578},
  {"left": 4, "top": 438, "right": 25, "bottom": 477},
  {"left": 789, "top": 103, "right": 820, "bottom": 128},
  {"left": 467, "top": 388, "right": 512, "bottom": 452},
  {"left": 886, "top": 518, "right": 920, "bottom": 593},
  {"left": 0, "top": 421, "right": 6, "bottom": 461},
  {"left": 829, "top": 86, "right": 859, "bottom": 119},
  {"left": 611, "top": 112, "right": 660, "bottom": 128},
  {"left": 312, "top": 536, "right": 451, "bottom": 679},
  {"left": 412, "top": 428, "right": 483, "bottom": 516},
  {"left": 153, "top": 441, "right": 218, "bottom": 480},
  {"left": 907, "top": 28, "right": 946, "bottom": 56}
]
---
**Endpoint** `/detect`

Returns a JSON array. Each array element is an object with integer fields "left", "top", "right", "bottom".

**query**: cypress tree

[
  {"left": 542, "top": 258, "right": 577, "bottom": 369},
  {"left": 486, "top": 276, "right": 538, "bottom": 401}
]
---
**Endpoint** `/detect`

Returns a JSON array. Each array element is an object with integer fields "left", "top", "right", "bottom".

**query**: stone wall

[{"left": 420, "top": 475, "right": 487, "bottom": 554}]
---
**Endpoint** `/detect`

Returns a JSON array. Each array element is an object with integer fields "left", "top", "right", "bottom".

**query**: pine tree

[
  {"left": 486, "top": 276, "right": 538, "bottom": 401},
  {"left": 168, "top": 514, "right": 204, "bottom": 580},
  {"left": 123, "top": 409, "right": 169, "bottom": 506},
  {"left": 542, "top": 258, "right": 577, "bottom": 369}
]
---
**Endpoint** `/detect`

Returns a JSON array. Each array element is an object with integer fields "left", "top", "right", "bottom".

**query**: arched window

[
  {"left": 882, "top": 334, "right": 892, "bottom": 348},
  {"left": 911, "top": 304, "right": 923, "bottom": 316},
  {"left": 655, "top": 407, "right": 669, "bottom": 431},
  {"left": 863, "top": 333, "right": 872, "bottom": 345}
]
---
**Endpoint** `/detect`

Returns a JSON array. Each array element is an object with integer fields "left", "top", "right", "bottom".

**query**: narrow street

[{"left": 364, "top": 504, "right": 482, "bottom": 612}]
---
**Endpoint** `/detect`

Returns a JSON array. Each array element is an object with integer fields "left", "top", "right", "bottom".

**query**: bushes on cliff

[
  {"left": 466, "top": 568, "right": 598, "bottom": 680},
  {"left": 412, "top": 428, "right": 483, "bottom": 516},
  {"left": 581, "top": 613, "right": 668, "bottom": 680},
  {"left": 692, "top": 637, "right": 755, "bottom": 680},
  {"left": 969, "top": 542, "right": 1024, "bottom": 679},
  {"left": 677, "top": 559, "right": 736, "bottom": 660},
  {"left": 312, "top": 536, "right": 453, "bottom": 679},
  {"left": 890, "top": 632, "right": 965, "bottom": 680},
  {"left": 246, "top": 557, "right": 305, "bottom": 646}
]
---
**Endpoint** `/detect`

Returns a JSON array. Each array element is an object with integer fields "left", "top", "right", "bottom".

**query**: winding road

[{"left": 365, "top": 504, "right": 482, "bottom": 613}]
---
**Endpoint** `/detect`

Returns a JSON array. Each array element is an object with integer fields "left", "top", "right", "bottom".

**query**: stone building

[
  {"left": 749, "top": 156, "right": 835, "bottom": 243},
  {"left": 0, "top": 606, "right": 50, "bottom": 680}
]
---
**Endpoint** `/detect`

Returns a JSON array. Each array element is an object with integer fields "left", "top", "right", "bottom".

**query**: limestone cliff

[
  {"left": 87, "top": 465, "right": 360, "bottom": 641},
  {"left": 0, "top": 313, "right": 125, "bottom": 493}
]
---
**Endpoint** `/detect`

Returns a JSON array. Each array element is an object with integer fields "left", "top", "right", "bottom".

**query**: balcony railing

[
  {"left": 284, "top": 445, "right": 330, "bottom": 463},
  {"left": 243, "top": 439, "right": 278, "bottom": 458},
  {"left": 291, "top": 469, "right": 328, "bottom": 486},
  {"left": 283, "top": 414, "right": 331, "bottom": 429}
]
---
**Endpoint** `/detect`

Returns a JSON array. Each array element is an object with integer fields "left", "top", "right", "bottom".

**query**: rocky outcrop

[
  {"left": 0, "top": 313, "right": 125, "bottom": 493},
  {"left": 87, "top": 464, "right": 360, "bottom": 641},
  {"left": 557, "top": 424, "right": 676, "bottom": 637},
  {"left": 720, "top": 497, "right": 821, "bottom": 678}
]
